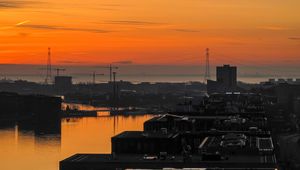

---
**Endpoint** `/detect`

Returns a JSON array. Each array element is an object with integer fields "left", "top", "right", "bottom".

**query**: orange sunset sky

[{"left": 0, "top": 0, "right": 300, "bottom": 66}]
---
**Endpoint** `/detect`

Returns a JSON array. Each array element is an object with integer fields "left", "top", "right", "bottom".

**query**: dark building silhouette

[
  {"left": 275, "top": 83, "right": 300, "bottom": 113},
  {"left": 111, "top": 131, "right": 181, "bottom": 154},
  {"left": 0, "top": 92, "right": 62, "bottom": 122},
  {"left": 55, "top": 76, "right": 72, "bottom": 93},
  {"left": 216, "top": 64, "right": 237, "bottom": 88},
  {"left": 207, "top": 64, "right": 238, "bottom": 94}
]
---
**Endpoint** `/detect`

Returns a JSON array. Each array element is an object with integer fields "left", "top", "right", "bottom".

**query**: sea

[{"left": 0, "top": 64, "right": 299, "bottom": 84}]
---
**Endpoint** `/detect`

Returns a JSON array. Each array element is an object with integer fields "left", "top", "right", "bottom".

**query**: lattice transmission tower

[{"left": 204, "top": 48, "right": 210, "bottom": 82}]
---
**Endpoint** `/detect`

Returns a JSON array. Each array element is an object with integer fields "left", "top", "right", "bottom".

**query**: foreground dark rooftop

[{"left": 60, "top": 153, "right": 277, "bottom": 170}]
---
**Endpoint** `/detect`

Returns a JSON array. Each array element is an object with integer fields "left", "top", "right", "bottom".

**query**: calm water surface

[{"left": 0, "top": 113, "right": 153, "bottom": 170}]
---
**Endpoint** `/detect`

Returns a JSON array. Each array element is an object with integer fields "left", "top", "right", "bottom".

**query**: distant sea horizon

[{"left": 0, "top": 64, "right": 299, "bottom": 84}]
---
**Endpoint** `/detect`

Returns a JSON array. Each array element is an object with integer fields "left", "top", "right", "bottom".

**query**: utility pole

[
  {"left": 110, "top": 64, "right": 112, "bottom": 82},
  {"left": 45, "top": 47, "right": 52, "bottom": 84},
  {"left": 109, "top": 64, "right": 118, "bottom": 82},
  {"left": 112, "top": 71, "right": 119, "bottom": 110},
  {"left": 93, "top": 72, "right": 96, "bottom": 85}
]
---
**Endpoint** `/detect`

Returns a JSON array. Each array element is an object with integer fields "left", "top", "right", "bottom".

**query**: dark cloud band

[
  {"left": 17, "top": 24, "right": 111, "bottom": 33},
  {"left": 0, "top": 1, "right": 42, "bottom": 8}
]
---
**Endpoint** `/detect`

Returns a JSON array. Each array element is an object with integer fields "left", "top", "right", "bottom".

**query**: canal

[{"left": 0, "top": 108, "right": 153, "bottom": 170}]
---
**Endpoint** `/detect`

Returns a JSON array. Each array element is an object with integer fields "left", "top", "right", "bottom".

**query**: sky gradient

[{"left": 0, "top": 0, "right": 300, "bottom": 66}]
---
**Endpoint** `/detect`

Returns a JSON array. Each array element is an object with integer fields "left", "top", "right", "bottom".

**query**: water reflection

[
  {"left": 61, "top": 114, "right": 153, "bottom": 154},
  {"left": 0, "top": 114, "right": 153, "bottom": 170},
  {"left": 0, "top": 124, "right": 61, "bottom": 170}
]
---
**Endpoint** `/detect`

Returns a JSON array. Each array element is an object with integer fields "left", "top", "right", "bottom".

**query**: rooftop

[
  {"left": 112, "top": 131, "right": 179, "bottom": 139},
  {"left": 60, "top": 153, "right": 277, "bottom": 170}
]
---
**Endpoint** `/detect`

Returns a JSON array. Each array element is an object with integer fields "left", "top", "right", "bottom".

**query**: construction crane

[
  {"left": 54, "top": 68, "right": 66, "bottom": 76},
  {"left": 99, "top": 64, "right": 118, "bottom": 82},
  {"left": 39, "top": 67, "right": 66, "bottom": 82},
  {"left": 92, "top": 72, "right": 104, "bottom": 85}
]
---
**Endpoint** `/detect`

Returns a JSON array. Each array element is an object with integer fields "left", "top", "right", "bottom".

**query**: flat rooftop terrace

[
  {"left": 145, "top": 114, "right": 268, "bottom": 126},
  {"left": 60, "top": 154, "right": 277, "bottom": 170},
  {"left": 113, "top": 131, "right": 179, "bottom": 139}
]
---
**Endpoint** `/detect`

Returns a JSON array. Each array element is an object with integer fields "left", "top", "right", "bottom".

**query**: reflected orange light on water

[
  {"left": 61, "top": 115, "right": 153, "bottom": 156},
  {"left": 0, "top": 115, "right": 153, "bottom": 170}
]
